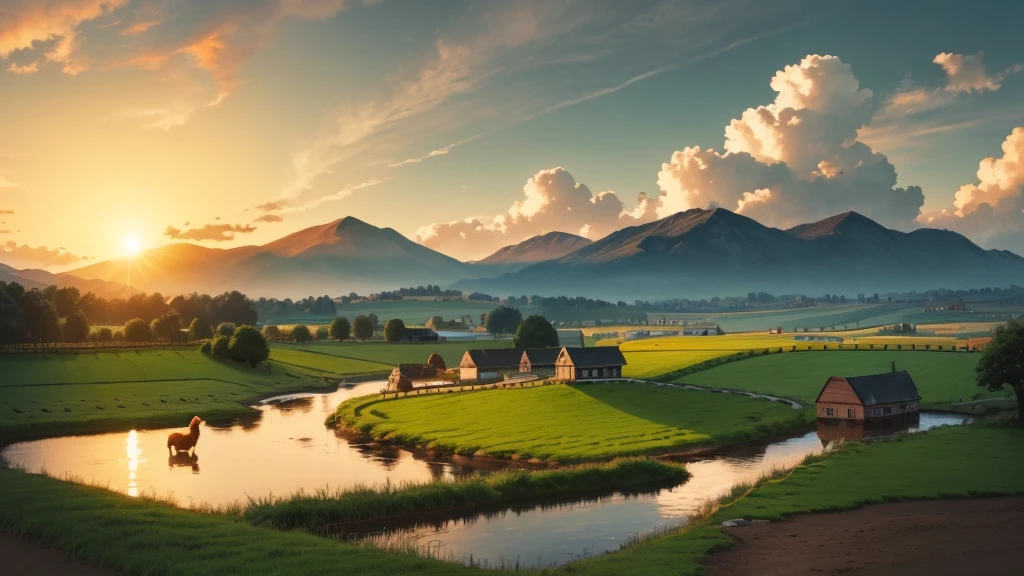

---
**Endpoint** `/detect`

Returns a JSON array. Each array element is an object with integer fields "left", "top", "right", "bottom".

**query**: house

[
  {"left": 555, "top": 347, "right": 627, "bottom": 381},
  {"left": 402, "top": 328, "right": 439, "bottom": 342},
  {"left": 459, "top": 348, "right": 524, "bottom": 382},
  {"left": 386, "top": 353, "right": 448, "bottom": 392},
  {"left": 556, "top": 329, "right": 585, "bottom": 348},
  {"left": 815, "top": 370, "right": 921, "bottom": 421},
  {"left": 519, "top": 348, "right": 561, "bottom": 377}
]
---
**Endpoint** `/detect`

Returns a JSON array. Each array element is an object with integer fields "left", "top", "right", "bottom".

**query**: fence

[
  {"left": 379, "top": 375, "right": 545, "bottom": 400},
  {"left": 0, "top": 341, "right": 197, "bottom": 354}
]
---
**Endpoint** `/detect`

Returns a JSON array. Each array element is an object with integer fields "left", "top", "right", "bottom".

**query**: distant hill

[
  {"left": 455, "top": 209, "right": 1024, "bottom": 300},
  {"left": 477, "top": 232, "right": 593, "bottom": 265},
  {"left": 0, "top": 263, "right": 137, "bottom": 299}
]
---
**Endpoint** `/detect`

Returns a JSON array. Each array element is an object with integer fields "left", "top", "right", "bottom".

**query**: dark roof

[
  {"left": 405, "top": 328, "right": 438, "bottom": 337},
  {"left": 558, "top": 346, "right": 627, "bottom": 368},
  {"left": 522, "top": 348, "right": 561, "bottom": 366},
  {"left": 463, "top": 348, "right": 524, "bottom": 370},
  {"left": 817, "top": 370, "right": 921, "bottom": 406}
]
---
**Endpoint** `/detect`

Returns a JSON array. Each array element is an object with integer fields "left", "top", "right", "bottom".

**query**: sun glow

[{"left": 124, "top": 236, "right": 142, "bottom": 257}]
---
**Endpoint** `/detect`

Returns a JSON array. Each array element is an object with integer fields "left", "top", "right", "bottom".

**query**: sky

[{"left": 1, "top": 0, "right": 1024, "bottom": 270}]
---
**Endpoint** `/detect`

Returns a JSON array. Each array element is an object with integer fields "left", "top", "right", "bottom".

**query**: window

[
  {"left": 882, "top": 406, "right": 893, "bottom": 415},
  {"left": 581, "top": 369, "right": 589, "bottom": 378},
  {"left": 824, "top": 408, "right": 835, "bottom": 417},
  {"left": 847, "top": 408, "right": 854, "bottom": 418}
]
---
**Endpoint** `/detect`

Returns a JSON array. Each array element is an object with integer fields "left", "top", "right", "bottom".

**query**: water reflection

[
  {"left": 168, "top": 451, "right": 200, "bottom": 472},
  {"left": 125, "top": 429, "right": 144, "bottom": 497}
]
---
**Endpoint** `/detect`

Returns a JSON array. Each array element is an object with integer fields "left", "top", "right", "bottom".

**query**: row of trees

[
  {"left": 253, "top": 295, "right": 336, "bottom": 318},
  {"left": 202, "top": 325, "right": 270, "bottom": 367}
]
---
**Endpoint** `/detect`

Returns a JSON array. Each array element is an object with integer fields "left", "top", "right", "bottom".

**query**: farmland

[
  {"left": 263, "top": 299, "right": 532, "bottom": 326},
  {"left": 336, "top": 382, "right": 814, "bottom": 461},
  {"left": 272, "top": 339, "right": 513, "bottom": 370},
  {"left": 617, "top": 334, "right": 812, "bottom": 379}
]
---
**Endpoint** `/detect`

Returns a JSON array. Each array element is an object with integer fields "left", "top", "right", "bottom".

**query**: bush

[
  {"left": 228, "top": 325, "right": 270, "bottom": 367},
  {"left": 113, "top": 331, "right": 124, "bottom": 342},
  {"left": 292, "top": 324, "right": 313, "bottom": 343},
  {"left": 485, "top": 305, "right": 522, "bottom": 336},
  {"left": 216, "top": 322, "right": 236, "bottom": 338},
  {"left": 98, "top": 327, "right": 113, "bottom": 342},
  {"left": 62, "top": 311, "right": 90, "bottom": 343},
  {"left": 261, "top": 325, "right": 280, "bottom": 340},
  {"left": 316, "top": 326, "right": 329, "bottom": 340},
  {"left": 512, "top": 315, "right": 557, "bottom": 349},
  {"left": 383, "top": 318, "right": 407, "bottom": 343},
  {"left": 211, "top": 334, "right": 230, "bottom": 357},
  {"left": 200, "top": 341, "right": 212, "bottom": 354},
  {"left": 352, "top": 316, "right": 373, "bottom": 341},
  {"left": 124, "top": 318, "right": 153, "bottom": 342},
  {"left": 329, "top": 317, "right": 350, "bottom": 341},
  {"left": 153, "top": 312, "right": 182, "bottom": 342},
  {"left": 188, "top": 317, "right": 213, "bottom": 341}
]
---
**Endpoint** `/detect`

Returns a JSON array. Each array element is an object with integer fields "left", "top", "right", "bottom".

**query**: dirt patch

[
  {"left": 705, "top": 498, "right": 1024, "bottom": 576},
  {"left": 0, "top": 532, "right": 117, "bottom": 576}
]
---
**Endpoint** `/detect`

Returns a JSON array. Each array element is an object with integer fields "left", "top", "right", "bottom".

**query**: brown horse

[{"left": 167, "top": 416, "right": 201, "bottom": 456}]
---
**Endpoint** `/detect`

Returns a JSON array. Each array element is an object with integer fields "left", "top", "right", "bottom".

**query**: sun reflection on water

[{"left": 126, "top": 429, "right": 145, "bottom": 497}]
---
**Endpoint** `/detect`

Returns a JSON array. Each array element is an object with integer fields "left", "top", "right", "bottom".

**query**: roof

[
  {"left": 462, "top": 348, "right": 524, "bottom": 370},
  {"left": 558, "top": 346, "right": 627, "bottom": 368},
  {"left": 816, "top": 371, "right": 921, "bottom": 406},
  {"left": 522, "top": 348, "right": 561, "bottom": 366},
  {"left": 405, "top": 328, "right": 438, "bottom": 337}
]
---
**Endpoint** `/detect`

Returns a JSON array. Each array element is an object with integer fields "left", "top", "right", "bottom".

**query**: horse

[{"left": 167, "top": 416, "right": 201, "bottom": 456}]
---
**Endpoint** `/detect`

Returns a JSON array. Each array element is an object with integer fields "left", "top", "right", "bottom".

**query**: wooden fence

[{"left": 379, "top": 375, "right": 545, "bottom": 400}]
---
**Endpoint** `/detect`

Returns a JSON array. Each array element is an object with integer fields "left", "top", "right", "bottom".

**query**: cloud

[
  {"left": 417, "top": 167, "right": 658, "bottom": 260},
  {"left": 923, "top": 127, "right": 1024, "bottom": 252},
  {"left": 253, "top": 213, "right": 283, "bottom": 223},
  {"left": 934, "top": 52, "right": 1022, "bottom": 93},
  {"left": 164, "top": 223, "right": 257, "bottom": 242},
  {"left": 0, "top": 230, "right": 9, "bottom": 234},
  {"left": 0, "top": 0, "right": 128, "bottom": 74},
  {"left": 105, "top": 106, "right": 196, "bottom": 130},
  {"left": 655, "top": 54, "right": 924, "bottom": 230},
  {"left": 254, "top": 200, "right": 286, "bottom": 212},
  {"left": 0, "top": 209, "right": 13, "bottom": 215},
  {"left": 1, "top": 241, "right": 81, "bottom": 268},
  {"left": 120, "top": 20, "right": 158, "bottom": 36},
  {"left": 6, "top": 61, "right": 38, "bottom": 74}
]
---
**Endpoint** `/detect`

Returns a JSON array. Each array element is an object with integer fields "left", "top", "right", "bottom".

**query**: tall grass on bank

[{"left": 240, "top": 459, "right": 688, "bottom": 532}]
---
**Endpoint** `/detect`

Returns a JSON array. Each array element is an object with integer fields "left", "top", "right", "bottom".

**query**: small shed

[
  {"left": 555, "top": 347, "right": 627, "bottom": 381},
  {"left": 459, "top": 348, "right": 524, "bottom": 382},
  {"left": 519, "top": 348, "right": 561, "bottom": 377},
  {"left": 402, "top": 328, "right": 439, "bottom": 342},
  {"left": 815, "top": 370, "right": 921, "bottom": 421}
]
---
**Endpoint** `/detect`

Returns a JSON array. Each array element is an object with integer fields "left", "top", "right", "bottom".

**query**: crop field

[
  {"left": 0, "top": 350, "right": 324, "bottom": 439},
  {"left": 273, "top": 340, "right": 513, "bottom": 369},
  {"left": 337, "top": 382, "right": 814, "bottom": 461},
  {"left": 677, "top": 350, "right": 1000, "bottom": 407},
  {"left": 616, "top": 334, "right": 799, "bottom": 379},
  {"left": 264, "top": 348, "right": 392, "bottom": 375}
]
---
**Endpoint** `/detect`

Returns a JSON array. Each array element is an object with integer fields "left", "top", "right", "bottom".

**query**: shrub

[
  {"left": 329, "top": 317, "right": 350, "bottom": 341},
  {"left": 228, "top": 325, "right": 270, "bottom": 367},
  {"left": 62, "top": 311, "right": 90, "bottom": 343},
  {"left": 316, "top": 326, "right": 329, "bottom": 340},
  {"left": 124, "top": 318, "right": 153, "bottom": 342},
  {"left": 261, "top": 325, "right": 280, "bottom": 340},
  {"left": 513, "top": 315, "right": 558, "bottom": 349},
  {"left": 352, "top": 316, "right": 373, "bottom": 341},
  {"left": 188, "top": 317, "right": 213, "bottom": 341},
  {"left": 383, "top": 318, "right": 407, "bottom": 343},
  {"left": 153, "top": 312, "right": 182, "bottom": 342},
  {"left": 216, "top": 322, "right": 236, "bottom": 338},
  {"left": 200, "top": 341, "right": 212, "bottom": 354},
  {"left": 211, "top": 334, "right": 230, "bottom": 357},
  {"left": 98, "top": 327, "right": 113, "bottom": 342},
  {"left": 292, "top": 324, "right": 313, "bottom": 343}
]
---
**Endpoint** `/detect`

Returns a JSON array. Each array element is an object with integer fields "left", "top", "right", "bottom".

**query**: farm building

[
  {"left": 386, "top": 353, "right": 448, "bottom": 392},
  {"left": 401, "top": 328, "right": 439, "bottom": 342},
  {"left": 519, "top": 348, "right": 561, "bottom": 377},
  {"left": 459, "top": 348, "right": 524, "bottom": 382},
  {"left": 815, "top": 370, "right": 921, "bottom": 421},
  {"left": 555, "top": 347, "right": 627, "bottom": 381},
  {"left": 681, "top": 324, "right": 725, "bottom": 336},
  {"left": 556, "top": 329, "right": 585, "bottom": 348}
]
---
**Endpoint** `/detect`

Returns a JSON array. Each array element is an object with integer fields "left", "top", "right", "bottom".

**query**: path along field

[
  {"left": 336, "top": 382, "right": 813, "bottom": 461},
  {"left": 677, "top": 350, "right": 1004, "bottom": 408}
]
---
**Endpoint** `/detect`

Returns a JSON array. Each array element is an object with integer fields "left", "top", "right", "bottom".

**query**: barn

[
  {"left": 815, "top": 370, "right": 921, "bottom": 421},
  {"left": 554, "top": 347, "right": 627, "bottom": 381},
  {"left": 459, "top": 349, "right": 524, "bottom": 382},
  {"left": 519, "top": 348, "right": 561, "bottom": 377}
]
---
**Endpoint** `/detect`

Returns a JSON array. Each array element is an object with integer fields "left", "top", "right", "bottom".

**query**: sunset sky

[{"left": 2, "top": 0, "right": 1024, "bottom": 270}]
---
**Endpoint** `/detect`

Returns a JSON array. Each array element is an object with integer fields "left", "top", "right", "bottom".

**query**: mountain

[
  {"left": 455, "top": 209, "right": 1024, "bottom": 300},
  {"left": 69, "top": 217, "right": 475, "bottom": 298},
  {"left": 0, "top": 263, "right": 138, "bottom": 299},
  {"left": 477, "top": 232, "right": 593, "bottom": 265}
]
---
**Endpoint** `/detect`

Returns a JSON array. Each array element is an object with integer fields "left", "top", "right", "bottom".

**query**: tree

[
  {"left": 188, "top": 317, "right": 213, "bottom": 341},
  {"left": 54, "top": 286, "right": 81, "bottom": 318},
  {"left": 384, "top": 318, "right": 407, "bottom": 343},
  {"left": 367, "top": 313, "right": 379, "bottom": 330},
  {"left": 0, "top": 281, "right": 26, "bottom": 345},
  {"left": 21, "top": 289, "right": 60, "bottom": 343},
  {"left": 513, "top": 315, "right": 558, "bottom": 349},
  {"left": 124, "top": 318, "right": 153, "bottom": 342},
  {"left": 97, "top": 327, "right": 113, "bottom": 342},
  {"left": 152, "top": 312, "right": 182, "bottom": 342},
  {"left": 215, "top": 322, "right": 236, "bottom": 337},
  {"left": 976, "top": 319, "right": 1024, "bottom": 424},
  {"left": 425, "top": 315, "right": 444, "bottom": 330},
  {"left": 209, "top": 291, "right": 257, "bottom": 326},
  {"left": 352, "top": 315, "right": 373, "bottom": 340},
  {"left": 485, "top": 305, "right": 522, "bottom": 336},
  {"left": 228, "top": 325, "right": 270, "bottom": 367},
  {"left": 316, "top": 326, "right": 329, "bottom": 340},
  {"left": 329, "top": 317, "right": 350, "bottom": 341},
  {"left": 62, "top": 311, "right": 90, "bottom": 343},
  {"left": 211, "top": 334, "right": 230, "bottom": 357},
  {"left": 261, "top": 325, "right": 280, "bottom": 340},
  {"left": 291, "top": 324, "right": 313, "bottom": 343}
]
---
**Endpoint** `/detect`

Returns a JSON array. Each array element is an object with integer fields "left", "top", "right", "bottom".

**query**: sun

[{"left": 124, "top": 236, "right": 142, "bottom": 257}]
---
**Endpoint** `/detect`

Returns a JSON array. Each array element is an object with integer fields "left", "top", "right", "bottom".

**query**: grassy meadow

[
  {"left": 616, "top": 334, "right": 803, "bottom": 379},
  {"left": 266, "top": 299, "right": 528, "bottom": 326},
  {"left": 272, "top": 340, "right": 513, "bottom": 371},
  {"left": 336, "top": 382, "right": 814, "bottom": 461}
]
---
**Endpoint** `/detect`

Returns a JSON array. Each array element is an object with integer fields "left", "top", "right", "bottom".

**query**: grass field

[
  {"left": 336, "top": 382, "right": 814, "bottom": 461},
  {"left": 617, "top": 334, "right": 799, "bottom": 379},
  {"left": 264, "top": 300, "right": 534, "bottom": 326},
  {"left": 677, "top": 350, "right": 999, "bottom": 407},
  {"left": 274, "top": 340, "right": 513, "bottom": 369}
]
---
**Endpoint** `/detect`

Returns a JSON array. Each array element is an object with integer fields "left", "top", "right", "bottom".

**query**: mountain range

[{"left": 5, "top": 210, "right": 1023, "bottom": 300}]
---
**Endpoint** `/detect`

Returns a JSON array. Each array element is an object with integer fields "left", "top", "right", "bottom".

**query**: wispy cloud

[
  {"left": 120, "top": 20, "right": 159, "bottom": 36},
  {"left": 6, "top": 61, "right": 39, "bottom": 74},
  {"left": 253, "top": 213, "right": 283, "bottom": 223},
  {"left": 164, "top": 223, "right": 256, "bottom": 242},
  {"left": 1, "top": 241, "right": 82, "bottom": 268},
  {"left": 0, "top": 0, "right": 128, "bottom": 75}
]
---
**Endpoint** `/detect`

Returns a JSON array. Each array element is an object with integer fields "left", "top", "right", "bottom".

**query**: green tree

[
  {"left": 353, "top": 315, "right": 374, "bottom": 341},
  {"left": 20, "top": 289, "right": 60, "bottom": 343},
  {"left": 228, "top": 325, "right": 270, "bottom": 367},
  {"left": 153, "top": 312, "right": 182, "bottom": 342},
  {"left": 0, "top": 281, "right": 26, "bottom": 345},
  {"left": 977, "top": 319, "right": 1024, "bottom": 424},
  {"left": 97, "top": 327, "right": 113, "bottom": 342},
  {"left": 485, "top": 305, "right": 522, "bottom": 336},
  {"left": 261, "top": 325, "right": 280, "bottom": 340},
  {"left": 513, "top": 315, "right": 558, "bottom": 349},
  {"left": 54, "top": 286, "right": 81, "bottom": 318},
  {"left": 188, "top": 317, "right": 213, "bottom": 341},
  {"left": 329, "top": 317, "right": 351, "bottom": 341},
  {"left": 124, "top": 318, "right": 153, "bottom": 342},
  {"left": 383, "top": 318, "right": 407, "bottom": 342},
  {"left": 316, "top": 326, "right": 329, "bottom": 340},
  {"left": 291, "top": 324, "right": 313, "bottom": 343},
  {"left": 211, "top": 334, "right": 230, "bottom": 357},
  {"left": 367, "top": 313, "right": 379, "bottom": 330},
  {"left": 215, "top": 322, "right": 236, "bottom": 337},
  {"left": 62, "top": 310, "right": 90, "bottom": 343}
]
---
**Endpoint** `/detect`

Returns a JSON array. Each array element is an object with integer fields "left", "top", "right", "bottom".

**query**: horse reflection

[{"left": 168, "top": 451, "right": 200, "bottom": 472}]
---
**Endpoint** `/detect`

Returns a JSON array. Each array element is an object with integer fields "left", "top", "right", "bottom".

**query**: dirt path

[
  {"left": 0, "top": 532, "right": 117, "bottom": 576},
  {"left": 705, "top": 498, "right": 1024, "bottom": 576}
]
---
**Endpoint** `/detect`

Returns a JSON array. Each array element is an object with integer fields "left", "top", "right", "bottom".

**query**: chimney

[{"left": 891, "top": 360, "right": 896, "bottom": 373}]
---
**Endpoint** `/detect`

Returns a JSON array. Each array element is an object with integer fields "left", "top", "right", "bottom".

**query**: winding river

[{"left": 1, "top": 381, "right": 968, "bottom": 569}]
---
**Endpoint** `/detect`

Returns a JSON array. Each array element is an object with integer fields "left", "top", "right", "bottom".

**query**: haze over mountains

[{"left": 4, "top": 210, "right": 1022, "bottom": 301}]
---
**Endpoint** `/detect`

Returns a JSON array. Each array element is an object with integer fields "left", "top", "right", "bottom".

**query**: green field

[
  {"left": 274, "top": 340, "right": 513, "bottom": 369},
  {"left": 266, "top": 347, "right": 392, "bottom": 375},
  {"left": 677, "top": 351, "right": 1001, "bottom": 407},
  {"left": 265, "top": 300, "right": 536, "bottom": 326},
  {"left": 336, "top": 382, "right": 814, "bottom": 461}
]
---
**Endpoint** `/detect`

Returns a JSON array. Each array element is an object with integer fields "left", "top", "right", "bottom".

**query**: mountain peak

[
  {"left": 477, "top": 230, "right": 593, "bottom": 265},
  {"left": 786, "top": 211, "right": 886, "bottom": 240}
]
